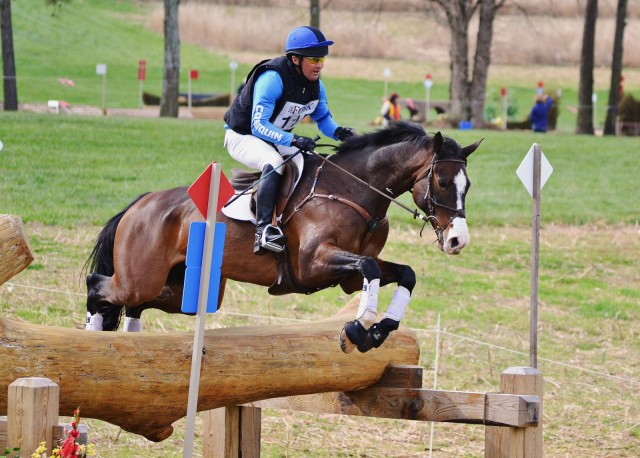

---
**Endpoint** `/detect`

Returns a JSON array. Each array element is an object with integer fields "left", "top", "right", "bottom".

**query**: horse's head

[{"left": 412, "top": 132, "right": 481, "bottom": 255}]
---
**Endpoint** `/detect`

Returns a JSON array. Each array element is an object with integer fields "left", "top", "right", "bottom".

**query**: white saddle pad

[{"left": 221, "top": 151, "right": 304, "bottom": 223}]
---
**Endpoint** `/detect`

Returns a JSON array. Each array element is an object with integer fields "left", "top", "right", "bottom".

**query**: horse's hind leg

[
  {"left": 119, "top": 277, "right": 227, "bottom": 332},
  {"left": 123, "top": 306, "right": 143, "bottom": 332},
  {"left": 86, "top": 272, "right": 125, "bottom": 331}
]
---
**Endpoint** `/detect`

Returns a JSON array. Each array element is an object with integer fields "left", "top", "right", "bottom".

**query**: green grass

[
  {"left": 1, "top": 1, "right": 639, "bottom": 457},
  {"left": 2, "top": 112, "right": 638, "bottom": 457},
  {"left": 2, "top": 113, "right": 638, "bottom": 228},
  {"left": 5, "top": 1, "right": 639, "bottom": 134}
]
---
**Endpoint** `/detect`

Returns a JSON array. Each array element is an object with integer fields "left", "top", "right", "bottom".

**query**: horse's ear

[
  {"left": 461, "top": 138, "right": 483, "bottom": 159},
  {"left": 433, "top": 132, "right": 444, "bottom": 156}
]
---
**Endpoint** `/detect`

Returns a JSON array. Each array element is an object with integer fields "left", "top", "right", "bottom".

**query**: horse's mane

[{"left": 335, "top": 121, "right": 430, "bottom": 155}]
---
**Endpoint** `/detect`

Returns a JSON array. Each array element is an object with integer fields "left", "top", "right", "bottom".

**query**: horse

[{"left": 85, "top": 121, "right": 481, "bottom": 353}]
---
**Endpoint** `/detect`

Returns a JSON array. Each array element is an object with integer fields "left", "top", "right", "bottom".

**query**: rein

[
  {"left": 304, "top": 148, "right": 431, "bottom": 224},
  {"left": 301, "top": 147, "right": 468, "bottom": 242}
]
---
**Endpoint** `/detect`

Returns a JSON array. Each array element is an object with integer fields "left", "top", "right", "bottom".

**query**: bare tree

[
  {"left": 160, "top": 0, "right": 180, "bottom": 118},
  {"left": 430, "top": 0, "right": 505, "bottom": 127},
  {"left": 310, "top": 0, "right": 320, "bottom": 28},
  {"left": 576, "top": 0, "right": 598, "bottom": 135},
  {"left": 0, "top": 0, "right": 18, "bottom": 111},
  {"left": 604, "top": 0, "right": 628, "bottom": 136}
]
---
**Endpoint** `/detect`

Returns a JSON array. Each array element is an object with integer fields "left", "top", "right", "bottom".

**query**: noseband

[{"left": 414, "top": 158, "right": 468, "bottom": 241}]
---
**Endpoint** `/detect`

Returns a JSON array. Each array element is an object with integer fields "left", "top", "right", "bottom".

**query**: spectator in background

[
  {"left": 405, "top": 98, "right": 421, "bottom": 122},
  {"left": 380, "top": 92, "right": 401, "bottom": 126},
  {"left": 529, "top": 94, "right": 553, "bottom": 133}
]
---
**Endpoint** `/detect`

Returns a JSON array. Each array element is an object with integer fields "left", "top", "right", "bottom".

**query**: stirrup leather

[{"left": 258, "top": 224, "right": 286, "bottom": 253}]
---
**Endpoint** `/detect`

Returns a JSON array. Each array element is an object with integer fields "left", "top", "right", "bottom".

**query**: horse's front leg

[
  {"left": 357, "top": 260, "right": 416, "bottom": 352},
  {"left": 300, "top": 244, "right": 415, "bottom": 353}
]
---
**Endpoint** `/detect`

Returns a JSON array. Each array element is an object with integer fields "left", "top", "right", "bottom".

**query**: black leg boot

[{"left": 253, "top": 165, "right": 287, "bottom": 255}]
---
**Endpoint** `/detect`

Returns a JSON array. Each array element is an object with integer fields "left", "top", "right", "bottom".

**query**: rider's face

[{"left": 293, "top": 55, "right": 325, "bottom": 82}]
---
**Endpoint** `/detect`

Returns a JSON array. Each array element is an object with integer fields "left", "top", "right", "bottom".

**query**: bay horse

[{"left": 85, "top": 122, "right": 480, "bottom": 353}]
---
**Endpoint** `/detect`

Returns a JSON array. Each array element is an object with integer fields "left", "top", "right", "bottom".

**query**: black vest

[{"left": 224, "top": 56, "right": 321, "bottom": 136}]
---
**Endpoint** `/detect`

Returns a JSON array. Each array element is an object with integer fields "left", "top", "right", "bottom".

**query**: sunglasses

[{"left": 305, "top": 56, "right": 326, "bottom": 64}]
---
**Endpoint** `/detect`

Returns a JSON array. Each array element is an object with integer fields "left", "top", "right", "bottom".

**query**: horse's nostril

[{"left": 450, "top": 237, "right": 459, "bottom": 248}]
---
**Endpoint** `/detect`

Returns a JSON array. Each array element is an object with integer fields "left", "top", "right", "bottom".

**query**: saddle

[
  {"left": 227, "top": 160, "right": 301, "bottom": 222},
  {"left": 225, "top": 159, "right": 309, "bottom": 296}
]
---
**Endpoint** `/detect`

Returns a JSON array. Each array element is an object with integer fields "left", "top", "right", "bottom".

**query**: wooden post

[
  {"left": 0, "top": 214, "right": 34, "bottom": 285},
  {"left": 203, "top": 407, "right": 260, "bottom": 458},
  {"left": 529, "top": 144, "right": 542, "bottom": 368},
  {"left": 485, "top": 367, "right": 543, "bottom": 458},
  {"left": 8, "top": 378, "right": 59, "bottom": 458}
]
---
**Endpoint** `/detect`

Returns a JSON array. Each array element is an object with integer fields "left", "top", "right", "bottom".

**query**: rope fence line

[{"left": 3, "top": 281, "right": 638, "bottom": 386}]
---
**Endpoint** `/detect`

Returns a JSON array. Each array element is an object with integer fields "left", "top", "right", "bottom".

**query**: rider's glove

[
  {"left": 334, "top": 126, "right": 356, "bottom": 141},
  {"left": 292, "top": 135, "right": 317, "bottom": 152}
]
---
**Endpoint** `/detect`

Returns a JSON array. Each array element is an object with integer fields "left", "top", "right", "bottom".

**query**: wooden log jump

[
  {"left": 0, "top": 297, "right": 420, "bottom": 442},
  {"left": 1, "top": 215, "right": 542, "bottom": 456},
  {"left": 205, "top": 364, "right": 542, "bottom": 457},
  {"left": 0, "top": 214, "right": 34, "bottom": 285}
]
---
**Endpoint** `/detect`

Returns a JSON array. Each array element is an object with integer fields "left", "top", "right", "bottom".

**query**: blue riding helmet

[{"left": 285, "top": 26, "right": 334, "bottom": 57}]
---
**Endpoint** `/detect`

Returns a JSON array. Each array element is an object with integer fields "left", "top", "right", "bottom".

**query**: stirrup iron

[{"left": 256, "top": 224, "right": 286, "bottom": 253}]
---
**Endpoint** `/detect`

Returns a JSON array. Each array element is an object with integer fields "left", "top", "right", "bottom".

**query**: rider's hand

[
  {"left": 292, "top": 135, "right": 317, "bottom": 152},
  {"left": 334, "top": 126, "right": 356, "bottom": 141}
]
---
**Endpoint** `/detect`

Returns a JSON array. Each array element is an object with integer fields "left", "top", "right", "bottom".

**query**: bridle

[
  {"left": 414, "top": 157, "right": 468, "bottom": 241},
  {"left": 305, "top": 148, "right": 468, "bottom": 243}
]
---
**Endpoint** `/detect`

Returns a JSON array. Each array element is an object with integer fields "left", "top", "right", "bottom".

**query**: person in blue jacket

[
  {"left": 529, "top": 94, "right": 553, "bottom": 133},
  {"left": 224, "top": 26, "right": 356, "bottom": 255}
]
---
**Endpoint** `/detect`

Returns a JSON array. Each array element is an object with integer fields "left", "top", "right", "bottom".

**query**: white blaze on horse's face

[{"left": 441, "top": 169, "right": 470, "bottom": 255}]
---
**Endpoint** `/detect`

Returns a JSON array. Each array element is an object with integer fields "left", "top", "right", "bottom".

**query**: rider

[{"left": 223, "top": 26, "right": 356, "bottom": 255}]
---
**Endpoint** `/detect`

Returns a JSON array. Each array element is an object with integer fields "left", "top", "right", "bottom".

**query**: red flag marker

[{"left": 188, "top": 162, "right": 235, "bottom": 218}]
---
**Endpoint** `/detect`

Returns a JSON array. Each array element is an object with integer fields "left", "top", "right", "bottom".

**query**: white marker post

[
  {"left": 138, "top": 60, "right": 146, "bottom": 109},
  {"left": 183, "top": 163, "right": 221, "bottom": 458},
  {"left": 383, "top": 67, "right": 391, "bottom": 100},
  {"left": 229, "top": 60, "right": 238, "bottom": 105},
  {"left": 424, "top": 74, "right": 433, "bottom": 123},
  {"left": 501, "top": 87, "right": 508, "bottom": 129},
  {"left": 516, "top": 144, "right": 553, "bottom": 369},
  {"left": 592, "top": 92, "right": 598, "bottom": 131},
  {"left": 96, "top": 64, "right": 107, "bottom": 115}
]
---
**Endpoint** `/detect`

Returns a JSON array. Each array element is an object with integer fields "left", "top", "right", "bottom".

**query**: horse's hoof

[
  {"left": 356, "top": 335, "right": 374, "bottom": 353},
  {"left": 366, "top": 318, "right": 400, "bottom": 350},
  {"left": 339, "top": 320, "right": 368, "bottom": 354},
  {"left": 339, "top": 327, "right": 356, "bottom": 354}
]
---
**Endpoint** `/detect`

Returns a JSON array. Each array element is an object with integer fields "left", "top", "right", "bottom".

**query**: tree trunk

[
  {"left": 160, "top": 0, "right": 180, "bottom": 118},
  {"left": 0, "top": 214, "right": 33, "bottom": 285},
  {"left": 603, "top": 0, "right": 628, "bottom": 136},
  {"left": 433, "top": 1, "right": 503, "bottom": 125},
  {"left": 470, "top": 0, "right": 501, "bottom": 128},
  {"left": 310, "top": 0, "right": 320, "bottom": 28},
  {"left": 0, "top": 0, "right": 18, "bottom": 111},
  {"left": 0, "top": 296, "right": 420, "bottom": 442},
  {"left": 576, "top": 0, "right": 598, "bottom": 134},
  {"left": 436, "top": 1, "right": 476, "bottom": 122}
]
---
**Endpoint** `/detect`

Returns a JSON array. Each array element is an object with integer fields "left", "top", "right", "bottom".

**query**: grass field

[
  {"left": 1, "top": 112, "right": 639, "bottom": 457},
  {"left": 1, "top": 1, "right": 639, "bottom": 457},
  {"left": 5, "top": 0, "right": 640, "bottom": 133}
]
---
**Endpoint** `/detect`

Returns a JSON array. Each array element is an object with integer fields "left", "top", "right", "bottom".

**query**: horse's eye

[{"left": 438, "top": 178, "right": 449, "bottom": 189}]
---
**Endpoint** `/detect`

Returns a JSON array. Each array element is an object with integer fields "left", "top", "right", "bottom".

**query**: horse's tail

[{"left": 84, "top": 193, "right": 149, "bottom": 331}]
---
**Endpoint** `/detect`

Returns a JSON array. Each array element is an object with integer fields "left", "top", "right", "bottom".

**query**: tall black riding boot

[{"left": 254, "top": 165, "right": 287, "bottom": 255}]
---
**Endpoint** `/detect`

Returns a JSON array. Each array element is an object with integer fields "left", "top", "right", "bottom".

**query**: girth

[{"left": 268, "top": 164, "right": 387, "bottom": 296}]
